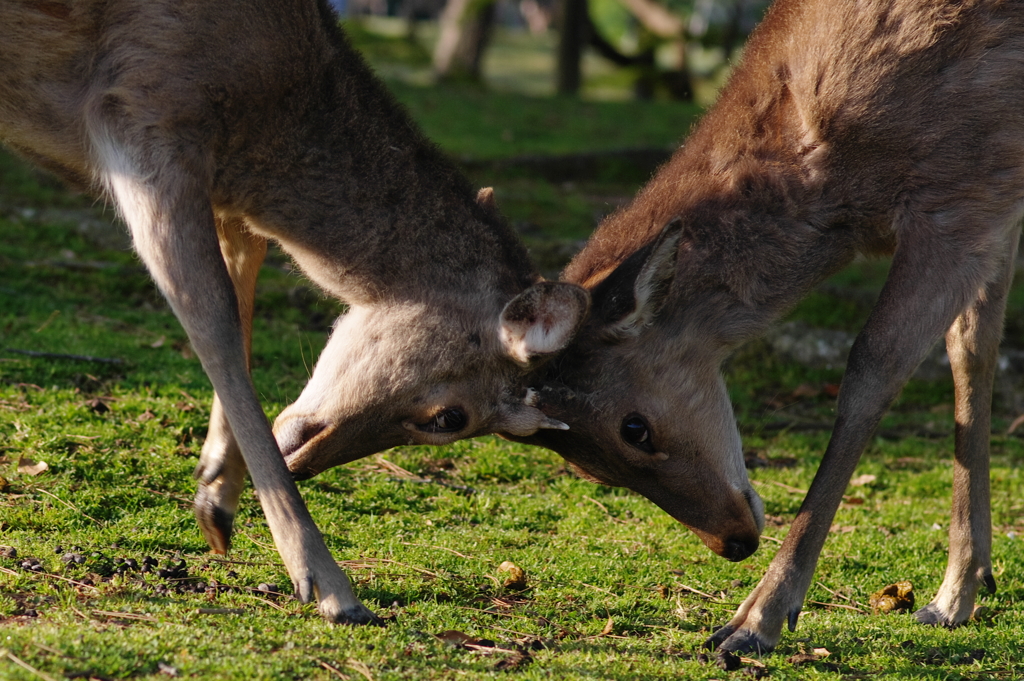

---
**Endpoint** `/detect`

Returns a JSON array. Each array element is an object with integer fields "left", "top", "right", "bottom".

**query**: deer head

[
  {"left": 508, "top": 220, "right": 764, "bottom": 561},
  {"left": 275, "top": 279, "right": 590, "bottom": 479}
]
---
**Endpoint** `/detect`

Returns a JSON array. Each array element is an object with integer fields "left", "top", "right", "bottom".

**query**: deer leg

[
  {"left": 706, "top": 228, "right": 1006, "bottom": 654},
  {"left": 915, "top": 229, "right": 1019, "bottom": 627},
  {"left": 193, "top": 217, "right": 267, "bottom": 554},
  {"left": 90, "top": 125, "right": 377, "bottom": 624}
]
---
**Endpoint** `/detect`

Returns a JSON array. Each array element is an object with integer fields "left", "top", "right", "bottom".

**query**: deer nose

[
  {"left": 722, "top": 535, "right": 759, "bottom": 562},
  {"left": 274, "top": 417, "right": 327, "bottom": 460}
]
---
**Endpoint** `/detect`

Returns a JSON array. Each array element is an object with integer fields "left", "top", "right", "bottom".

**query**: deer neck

[
  {"left": 214, "top": 28, "right": 537, "bottom": 307},
  {"left": 568, "top": 95, "right": 866, "bottom": 354}
]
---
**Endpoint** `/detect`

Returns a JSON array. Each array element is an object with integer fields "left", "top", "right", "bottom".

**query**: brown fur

[
  {"left": 0, "top": 0, "right": 589, "bottom": 623},
  {"left": 514, "top": 0, "right": 1024, "bottom": 652}
]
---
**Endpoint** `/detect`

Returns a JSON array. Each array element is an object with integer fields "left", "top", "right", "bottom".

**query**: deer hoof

[
  {"left": 193, "top": 458, "right": 223, "bottom": 484},
  {"left": 711, "top": 628, "right": 775, "bottom": 655},
  {"left": 194, "top": 487, "right": 234, "bottom": 554},
  {"left": 914, "top": 604, "right": 957, "bottom": 627},
  {"left": 703, "top": 624, "right": 736, "bottom": 651},
  {"left": 341, "top": 606, "right": 386, "bottom": 626},
  {"left": 320, "top": 599, "right": 384, "bottom": 626}
]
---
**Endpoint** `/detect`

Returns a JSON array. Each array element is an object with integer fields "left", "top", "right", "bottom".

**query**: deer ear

[
  {"left": 608, "top": 217, "right": 684, "bottom": 336},
  {"left": 499, "top": 281, "right": 590, "bottom": 366}
]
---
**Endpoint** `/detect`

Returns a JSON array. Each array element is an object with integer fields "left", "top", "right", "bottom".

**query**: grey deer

[
  {"left": 513, "top": 0, "right": 1024, "bottom": 653},
  {"left": 0, "top": 0, "right": 589, "bottom": 623}
]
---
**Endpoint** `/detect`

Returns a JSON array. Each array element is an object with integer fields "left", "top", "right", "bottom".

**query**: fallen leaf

[
  {"left": 150, "top": 336, "right": 165, "bottom": 349},
  {"left": 971, "top": 605, "right": 992, "bottom": 621},
  {"left": 813, "top": 647, "right": 831, "bottom": 657},
  {"left": 497, "top": 561, "right": 528, "bottom": 590},
  {"left": 436, "top": 630, "right": 476, "bottom": 647},
  {"left": 850, "top": 473, "right": 876, "bottom": 486},
  {"left": 787, "top": 652, "right": 821, "bottom": 665},
  {"left": 17, "top": 457, "right": 49, "bottom": 476},
  {"left": 598, "top": 616, "right": 614, "bottom": 637}
]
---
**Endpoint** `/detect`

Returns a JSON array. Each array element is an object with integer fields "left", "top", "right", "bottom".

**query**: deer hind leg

[
  {"left": 88, "top": 118, "right": 376, "bottom": 624},
  {"left": 706, "top": 223, "right": 1010, "bottom": 655},
  {"left": 193, "top": 218, "right": 267, "bottom": 554},
  {"left": 915, "top": 226, "right": 1021, "bottom": 627}
]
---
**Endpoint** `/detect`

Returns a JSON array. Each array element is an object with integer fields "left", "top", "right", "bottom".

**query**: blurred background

[
  {"left": 331, "top": 0, "right": 769, "bottom": 277},
  {"left": 336, "top": 0, "right": 768, "bottom": 101}
]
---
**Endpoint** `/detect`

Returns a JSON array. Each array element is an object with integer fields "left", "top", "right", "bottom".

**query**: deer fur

[
  {"left": 0, "top": 0, "right": 589, "bottom": 623},
  {"left": 514, "top": 0, "right": 1024, "bottom": 653}
]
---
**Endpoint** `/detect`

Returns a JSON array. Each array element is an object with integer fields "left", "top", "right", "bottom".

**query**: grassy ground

[{"left": 4, "top": 22, "right": 1024, "bottom": 681}]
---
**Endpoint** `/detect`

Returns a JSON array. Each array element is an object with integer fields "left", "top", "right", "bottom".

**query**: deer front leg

[
  {"left": 705, "top": 401, "right": 888, "bottom": 653},
  {"left": 194, "top": 218, "right": 267, "bottom": 554},
  {"left": 707, "top": 232, "right": 991, "bottom": 654},
  {"left": 93, "top": 130, "right": 376, "bottom": 624},
  {"left": 914, "top": 233, "right": 1018, "bottom": 626}
]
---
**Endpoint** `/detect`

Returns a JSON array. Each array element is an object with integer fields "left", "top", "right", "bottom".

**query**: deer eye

[
  {"left": 419, "top": 407, "right": 468, "bottom": 433},
  {"left": 621, "top": 415, "right": 654, "bottom": 453}
]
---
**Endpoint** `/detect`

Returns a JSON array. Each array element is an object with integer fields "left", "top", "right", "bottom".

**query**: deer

[
  {"left": 0, "top": 0, "right": 589, "bottom": 624},
  {"left": 510, "top": 0, "right": 1024, "bottom": 654}
]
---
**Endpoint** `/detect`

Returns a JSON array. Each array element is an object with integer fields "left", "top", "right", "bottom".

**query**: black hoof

[
  {"left": 703, "top": 624, "right": 736, "bottom": 651},
  {"left": 706, "top": 627, "right": 773, "bottom": 655},
  {"left": 194, "top": 492, "right": 234, "bottom": 554},
  {"left": 336, "top": 606, "right": 386, "bottom": 627},
  {"left": 914, "top": 604, "right": 955, "bottom": 628}
]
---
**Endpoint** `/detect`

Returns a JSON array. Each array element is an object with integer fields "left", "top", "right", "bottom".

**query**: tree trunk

[
  {"left": 557, "top": 0, "right": 588, "bottom": 95},
  {"left": 434, "top": 0, "right": 497, "bottom": 81}
]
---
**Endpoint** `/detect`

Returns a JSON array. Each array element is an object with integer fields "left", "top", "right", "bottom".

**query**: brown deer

[
  {"left": 513, "top": 0, "right": 1024, "bottom": 653},
  {"left": 0, "top": 0, "right": 589, "bottom": 623}
]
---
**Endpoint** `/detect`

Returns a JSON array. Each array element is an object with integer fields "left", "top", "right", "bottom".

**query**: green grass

[
  {"left": 386, "top": 80, "right": 699, "bottom": 160},
  {"left": 5, "top": 28, "right": 1024, "bottom": 680}
]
